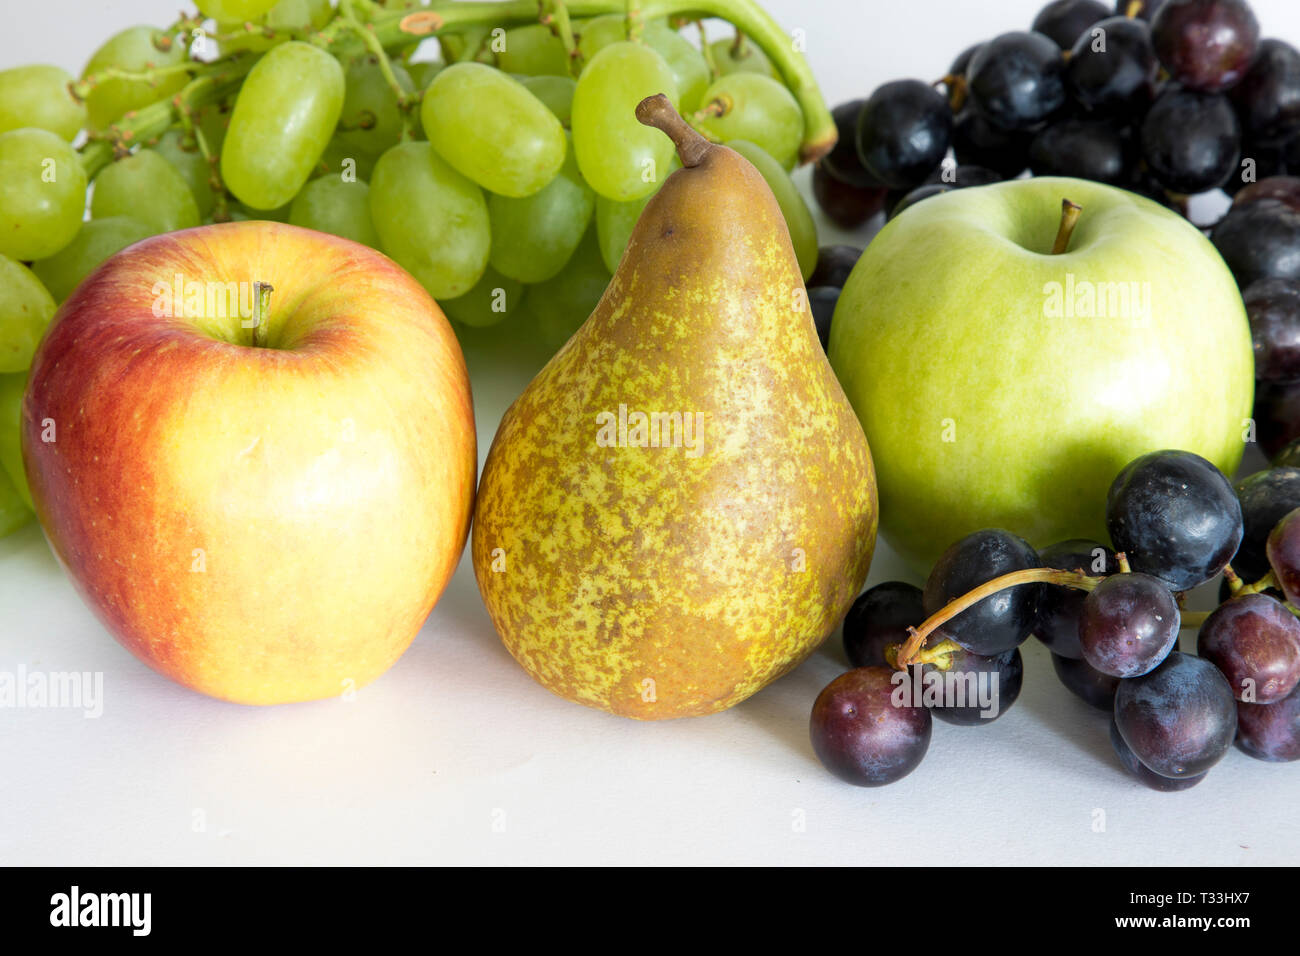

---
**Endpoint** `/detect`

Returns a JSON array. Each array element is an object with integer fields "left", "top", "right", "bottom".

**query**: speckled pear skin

[{"left": 472, "top": 106, "right": 878, "bottom": 719}]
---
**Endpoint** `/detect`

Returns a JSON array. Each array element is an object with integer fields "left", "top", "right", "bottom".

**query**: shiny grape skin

[
  {"left": 1230, "top": 39, "right": 1300, "bottom": 145},
  {"left": 810, "top": 667, "right": 932, "bottom": 787},
  {"left": 1109, "top": 718, "right": 1207, "bottom": 791},
  {"left": 1115, "top": 0, "right": 1167, "bottom": 22},
  {"left": 1140, "top": 86, "right": 1240, "bottom": 193},
  {"left": 1197, "top": 593, "right": 1300, "bottom": 703},
  {"left": 923, "top": 647, "right": 1024, "bottom": 725},
  {"left": 1274, "top": 438, "right": 1300, "bottom": 468},
  {"left": 1150, "top": 0, "right": 1260, "bottom": 93},
  {"left": 1114, "top": 651, "right": 1238, "bottom": 779},
  {"left": 952, "top": 109, "right": 1032, "bottom": 177},
  {"left": 1212, "top": 199, "right": 1300, "bottom": 288},
  {"left": 1232, "top": 467, "right": 1300, "bottom": 582},
  {"left": 1233, "top": 175, "right": 1300, "bottom": 212},
  {"left": 1067, "top": 16, "right": 1158, "bottom": 118},
  {"left": 1106, "top": 450, "right": 1243, "bottom": 591},
  {"left": 968, "top": 32, "right": 1067, "bottom": 131},
  {"left": 1053, "top": 652, "right": 1123, "bottom": 710},
  {"left": 808, "top": 287, "right": 839, "bottom": 353},
  {"left": 888, "top": 184, "right": 952, "bottom": 220},
  {"left": 1029, "top": 118, "right": 1130, "bottom": 183},
  {"left": 1033, "top": 0, "right": 1111, "bottom": 51},
  {"left": 842, "top": 581, "right": 925, "bottom": 668},
  {"left": 807, "top": 245, "right": 863, "bottom": 291},
  {"left": 1266, "top": 507, "right": 1300, "bottom": 605},
  {"left": 1037, "top": 539, "right": 1119, "bottom": 659},
  {"left": 923, "top": 164, "right": 1003, "bottom": 189},
  {"left": 1243, "top": 279, "right": 1300, "bottom": 383},
  {"left": 1079, "top": 572, "right": 1180, "bottom": 678},
  {"left": 811, "top": 161, "right": 887, "bottom": 229},
  {"left": 854, "top": 80, "right": 953, "bottom": 191},
  {"left": 1255, "top": 380, "right": 1300, "bottom": 458},
  {"left": 823, "top": 99, "right": 875, "bottom": 188},
  {"left": 1236, "top": 682, "right": 1300, "bottom": 761},
  {"left": 1223, "top": 140, "right": 1289, "bottom": 195},
  {"left": 950, "top": 44, "right": 982, "bottom": 77},
  {"left": 923, "top": 529, "right": 1043, "bottom": 656}
]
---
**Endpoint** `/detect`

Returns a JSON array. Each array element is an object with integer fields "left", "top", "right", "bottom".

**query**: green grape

[
  {"left": 725, "top": 140, "right": 819, "bottom": 282},
  {"left": 0, "top": 128, "right": 87, "bottom": 262},
  {"left": 643, "top": 25, "right": 711, "bottom": 114},
  {"left": 231, "top": 200, "right": 292, "bottom": 222},
  {"left": 521, "top": 75, "right": 576, "bottom": 126},
  {"left": 314, "top": 138, "right": 377, "bottom": 182},
  {"left": 222, "top": 41, "right": 345, "bottom": 210},
  {"left": 440, "top": 266, "right": 526, "bottom": 329},
  {"left": 423, "top": 63, "right": 566, "bottom": 198},
  {"left": 489, "top": 139, "right": 595, "bottom": 283},
  {"left": 0, "top": 255, "right": 56, "bottom": 373},
  {"left": 81, "top": 26, "right": 188, "bottom": 130},
  {"left": 0, "top": 468, "right": 31, "bottom": 537},
  {"left": 337, "top": 57, "right": 415, "bottom": 159},
  {"left": 0, "top": 65, "right": 87, "bottom": 140},
  {"left": 151, "top": 129, "right": 217, "bottom": 218},
  {"left": 0, "top": 372, "right": 32, "bottom": 513},
  {"left": 289, "top": 177, "right": 380, "bottom": 247},
  {"left": 92, "top": 149, "right": 200, "bottom": 234},
  {"left": 573, "top": 42, "right": 678, "bottom": 202},
  {"left": 593, "top": 153, "right": 680, "bottom": 273},
  {"left": 197, "top": 0, "right": 279, "bottom": 20},
  {"left": 528, "top": 226, "right": 611, "bottom": 347},
  {"left": 709, "top": 36, "right": 776, "bottom": 77},
  {"left": 408, "top": 60, "right": 445, "bottom": 92},
  {"left": 576, "top": 15, "right": 627, "bottom": 61},
  {"left": 215, "top": 0, "right": 334, "bottom": 52},
  {"left": 370, "top": 141, "right": 489, "bottom": 299},
  {"left": 695, "top": 73, "right": 803, "bottom": 170},
  {"left": 496, "top": 23, "right": 570, "bottom": 76},
  {"left": 31, "top": 217, "right": 154, "bottom": 303}
]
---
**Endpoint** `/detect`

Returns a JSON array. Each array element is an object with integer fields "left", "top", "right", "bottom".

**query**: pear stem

[
  {"left": 1051, "top": 199, "right": 1083, "bottom": 254},
  {"left": 637, "top": 93, "right": 712, "bottom": 168}
]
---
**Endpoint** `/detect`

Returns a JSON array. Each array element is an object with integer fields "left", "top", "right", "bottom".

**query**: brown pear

[{"left": 472, "top": 95, "right": 877, "bottom": 719}]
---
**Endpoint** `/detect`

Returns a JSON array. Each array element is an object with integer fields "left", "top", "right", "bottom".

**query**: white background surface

[{"left": 2, "top": 0, "right": 1299, "bottom": 866}]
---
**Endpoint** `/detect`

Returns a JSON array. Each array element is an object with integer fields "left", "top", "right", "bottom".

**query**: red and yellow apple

[{"left": 22, "top": 221, "right": 476, "bottom": 704}]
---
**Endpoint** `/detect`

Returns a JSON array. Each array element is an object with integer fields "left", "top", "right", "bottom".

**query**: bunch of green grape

[{"left": 0, "top": 0, "right": 827, "bottom": 539}]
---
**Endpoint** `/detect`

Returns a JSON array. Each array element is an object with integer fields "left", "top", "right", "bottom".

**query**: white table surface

[{"left": 3, "top": 0, "right": 1299, "bottom": 866}]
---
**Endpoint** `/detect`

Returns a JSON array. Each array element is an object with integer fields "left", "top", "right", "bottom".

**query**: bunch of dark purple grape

[{"left": 811, "top": 448, "right": 1300, "bottom": 788}]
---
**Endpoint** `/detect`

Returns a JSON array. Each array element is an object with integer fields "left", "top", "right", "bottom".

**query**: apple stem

[
  {"left": 252, "top": 281, "right": 273, "bottom": 348},
  {"left": 1051, "top": 199, "right": 1083, "bottom": 255},
  {"left": 894, "top": 566, "right": 1107, "bottom": 668}
]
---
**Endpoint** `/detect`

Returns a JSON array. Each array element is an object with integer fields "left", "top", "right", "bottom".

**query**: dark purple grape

[
  {"left": 1109, "top": 717, "right": 1207, "bottom": 790},
  {"left": 1037, "top": 539, "right": 1119, "bottom": 659},
  {"left": 855, "top": 80, "right": 953, "bottom": 191},
  {"left": 1114, "top": 651, "right": 1238, "bottom": 778},
  {"left": 1236, "top": 681, "right": 1300, "bottom": 761},
  {"left": 1115, "top": 0, "right": 1167, "bottom": 22},
  {"left": 1255, "top": 379, "right": 1300, "bottom": 457},
  {"left": 952, "top": 109, "right": 1032, "bottom": 177},
  {"left": 842, "top": 581, "right": 925, "bottom": 668},
  {"left": 808, "top": 287, "right": 838, "bottom": 352},
  {"left": 822, "top": 99, "right": 875, "bottom": 188},
  {"left": 1033, "top": 0, "right": 1111, "bottom": 51},
  {"left": 1244, "top": 278, "right": 1300, "bottom": 382},
  {"left": 1106, "top": 450, "right": 1243, "bottom": 591},
  {"left": 887, "top": 184, "right": 952, "bottom": 219},
  {"left": 923, "top": 529, "right": 1043, "bottom": 656},
  {"left": 812, "top": 160, "right": 887, "bottom": 229},
  {"left": 922, "top": 646, "right": 1023, "bottom": 725},
  {"left": 924, "top": 164, "right": 1004, "bottom": 188},
  {"left": 1150, "top": 0, "right": 1260, "bottom": 93},
  {"left": 1197, "top": 593, "right": 1300, "bottom": 703},
  {"left": 1232, "top": 467, "right": 1300, "bottom": 581},
  {"left": 1053, "top": 652, "right": 1124, "bottom": 709},
  {"left": 1079, "top": 572, "right": 1180, "bottom": 677},
  {"left": 1067, "top": 16, "right": 1158, "bottom": 117},
  {"left": 1223, "top": 141, "right": 1288, "bottom": 195},
  {"left": 1140, "top": 86, "right": 1240, "bottom": 193},
  {"left": 1266, "top": 506, "right": 1300, "bottom": 605},
  {"left": 807, "top": 245, "right": 862, "bottom": 291},
  {"left": 1211, "top": 198, "right": 1300, "bottom": 287},
  {"left": 968, "top": 32, "right": 1067, "bottom": 131},
  {"left": 1230, "top": 39, "right": 1300, "bottom": 145},
  {"left": 1233, "top": 175, "right": 1300, "bottom": 211},
  {"left": 810, "top": 667, "right": 932, "bottom": 787},
  {"left": 1273, "top": 437, "right": 1300, "bottom": 467},
  {"left": 1030, "top": 117, "right": 1131, "bottom": 182},
  {"left": 1123, "top": 163, "right": 1188, "bottom": 213},
  {"left": 950, "top": 44, "right": 982, "bottom": 78}
]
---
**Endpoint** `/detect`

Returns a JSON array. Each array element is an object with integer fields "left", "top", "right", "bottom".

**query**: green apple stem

[
  {"left": 638, "top": 94, "right": 713, "bottom": 168},
  {"left": 1051, "top": 199, "right": 1083, "bottom": 254},
  {"left": 894, "top": 566, "right": 1108, "bottom": 668},
  {"left": 252, "top": 282, "right": 273, "bottom": 348}
]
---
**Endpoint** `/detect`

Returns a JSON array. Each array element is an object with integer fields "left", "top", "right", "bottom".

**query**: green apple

[{"left": 830, "top": 177, "right": 1254, "bottom": 570}]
